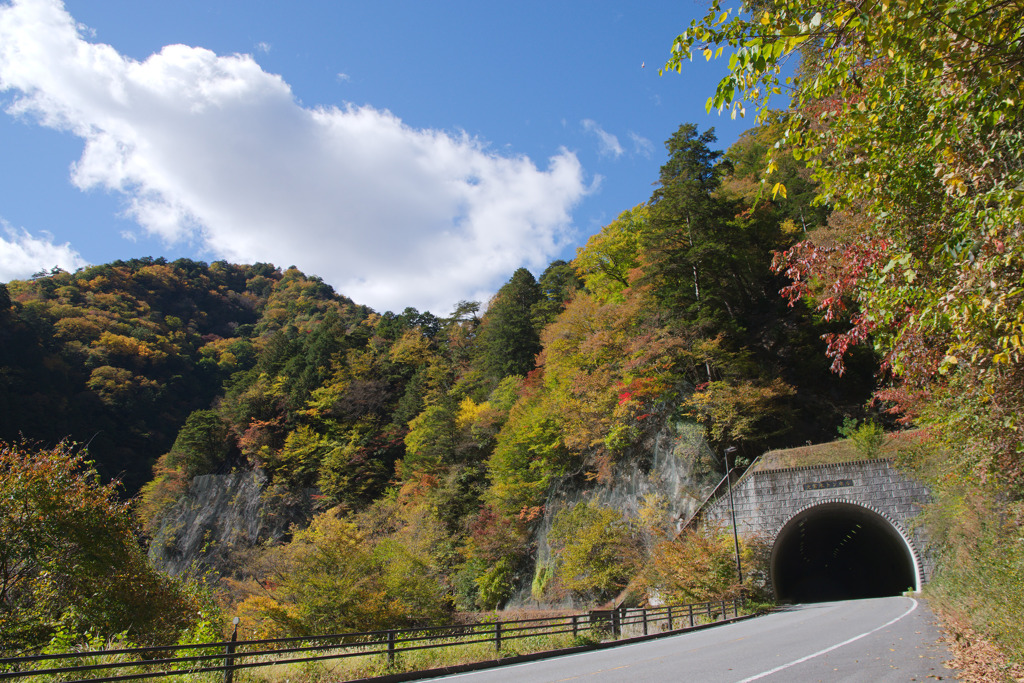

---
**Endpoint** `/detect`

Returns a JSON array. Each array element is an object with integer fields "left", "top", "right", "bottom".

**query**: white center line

[{"left": 735, "top": 598, "right": 919, "bottom": 683}]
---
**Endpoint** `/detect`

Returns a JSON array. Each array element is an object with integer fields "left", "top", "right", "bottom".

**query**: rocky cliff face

[
  {"left": 147, "top": 417, "right": 721, "bottom": 606},
  {"left": 148, "top": 470, "right": 312, "bottom": 576},
  {"left": 507, "top": 417, "right": 722, "bottom": 608}
]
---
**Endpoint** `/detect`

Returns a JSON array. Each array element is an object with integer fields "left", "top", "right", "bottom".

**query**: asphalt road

[{"left": 429, "top": 597, "right": 953, "bottom": 682}]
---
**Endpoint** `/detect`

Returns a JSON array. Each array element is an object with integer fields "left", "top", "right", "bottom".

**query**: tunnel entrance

[{"left": 770, "top": 502, "right": 917, "bottom": 603}]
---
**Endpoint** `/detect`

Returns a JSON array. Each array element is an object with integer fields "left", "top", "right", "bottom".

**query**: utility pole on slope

[{"left": 725, "top": 446, "right": 743, "bottom": 586}]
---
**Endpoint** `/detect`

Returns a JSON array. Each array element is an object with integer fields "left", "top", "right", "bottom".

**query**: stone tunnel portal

[{"left": 770, "top": 502, "right": 919, "bottom": 603}]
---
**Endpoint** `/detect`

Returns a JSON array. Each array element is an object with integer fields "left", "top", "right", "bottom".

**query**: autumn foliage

[
  {"left": 0, "top": 441, "right": 212, "bottom": 652},
  {"left": 670, "top": 0, "right": 1024, "bottom": 660},
  {"left": 1, "top": 117, "right": 881, "bottom": 641}
]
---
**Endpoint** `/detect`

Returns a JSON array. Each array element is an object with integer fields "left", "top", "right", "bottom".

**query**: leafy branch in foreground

[
  {"left": 0, "top": 441, "right": 215, "bottom": 652},
  {"left": 665, "top": 0, "right": 1024, "bottom": 660},
  {"left": 667, "top": 0, "right": 1024, "bottom": 481}
]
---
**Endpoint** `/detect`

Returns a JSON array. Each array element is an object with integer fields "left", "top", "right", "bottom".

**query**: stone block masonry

[{"left": 701, "top": 458, "right": 934, "bottom": 587}]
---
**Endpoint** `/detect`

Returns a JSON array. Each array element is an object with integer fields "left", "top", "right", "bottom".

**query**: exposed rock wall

[
  {"left": 148, "top": 470, "right": 311, "bottom": 576},
  {"left": 507, "top": 418, "right": 721, "bottom": 608},
  {"left": 146, "top": 418, "right": 721, "bottom": 605}
]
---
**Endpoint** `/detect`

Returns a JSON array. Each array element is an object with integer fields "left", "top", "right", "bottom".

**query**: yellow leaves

[
  {"left": 234, "top": 595, "right": 295, "bottom": 639},
  {"left": 771, "top": 182, "right": 788, "bottom": 199},
  {"left": 53, "top": 316, "right": 102, "bottom": 341},
  {"left": 684, "top": 379, "right": 795, "bottom": 445},
  {"left": 95, "top": 331, "right": 154, "bottom": 359},
  {"left": 832, "top": 7, "right": 854, "bottom": 28},
  {"left": 780, "top": 218, "right": 801, "bottom": 235},
  {"left": 649, "top": 524, "right": 771, "bottom": 604},
  {"left": 760, "top": 10, "right": 770, "bottom": 26},
  {"left": 388, "top": 328, "right": 434, "bottom": 366},
  {"left": 784, "top": 33, "right": 810, "bottom": 53},
  {"left": 944, "top": 174, "right": 969, "bottom": 196},
  {"left": 638, "top": 492, "right": 671, "bottom": 534},
  {"left": 248, "top": 504, "right": 453, "bottom": 634},
  {"left": 87, "top": 365, "right": 159, "bottom": 407},
  {"left": 456, "top": 397, "right": 490, "bottom": 431},
  {"left": 1, "top": 440, "right": 204, "bottom": 647},
  {"left": 548, "top": 501, "right": 641, "bottom": 598}
]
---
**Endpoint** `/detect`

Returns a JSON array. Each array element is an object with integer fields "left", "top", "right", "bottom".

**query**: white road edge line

[{"left": 735, "top": 597, "right": 919, "bottom": 683}]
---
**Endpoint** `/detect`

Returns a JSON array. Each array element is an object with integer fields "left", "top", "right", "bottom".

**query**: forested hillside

[
  {"left": 0, "top": 259, "right": 369, "bottom": 492},
  {"left": 4, "top": 0, "right": 1022, "bottom": 671},
  {"left": 669, "top": 0, "right": 1024, "bottom": 665},
  {"left": 1, "top": 121, "right": 883, "bottom": 649}
]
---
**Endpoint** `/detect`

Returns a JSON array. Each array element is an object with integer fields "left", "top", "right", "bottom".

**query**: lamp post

[{"left": 724, "top": 446, "right": 743, "bottom": 585}]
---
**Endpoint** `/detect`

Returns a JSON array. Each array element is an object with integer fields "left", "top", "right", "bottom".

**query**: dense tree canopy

[
  {"left": 667, "top": 1, "right": 1024, "bottom": 482},
  {"left": 1, "top": 111, "right": 882, "bottom": 641},
  {"left": 666, "top": 0, "right": 1024, "bottom": 659},
  {"left": 0, "top": 259, "right": 365, "bottom": 492},
  {"left": 474, "top": 268, "right": 543, "bottom": 383}
]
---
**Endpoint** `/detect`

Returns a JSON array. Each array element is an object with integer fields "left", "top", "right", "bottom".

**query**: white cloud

[
  {"left": 581, "top": 119, "right": 624, "bottom": 159},
  {"left": 255, "top": 41, "right": 271, "bottom": 53},
  {"left": 0, "top": 0, "right": 589, "bottom": 313},
  {"left": 629, "top": 131, "right": 654, "bottom": 158},
  {"left": 0, "top": 220, "right": 89, "bottom": 281},
  {"left": 336, "top": 72, "right": 351, "bottom": 83}
]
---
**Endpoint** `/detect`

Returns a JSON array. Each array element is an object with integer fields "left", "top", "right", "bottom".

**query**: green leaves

[
  {"left": 474, "top": 268, "right": 543, "bottom": 382},
  {"left": 547, "top": 501, "right": 641, "bottom": 601},
  {"left": 677, "top": 0, "right": 1024, "bottom": 388},
  {"left": 0, "top": 441, "right": 208, "bottom": 651}
]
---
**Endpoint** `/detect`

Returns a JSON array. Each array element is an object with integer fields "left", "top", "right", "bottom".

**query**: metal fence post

[
  {"left": 571, "top": 615, "right": 578, "bottom": 640},
  {"left": 387, "top": 630, "right": 396, "bottom": 665},
  {"left": 706, "top": 601, "right": 712, "bottom": 621},
  {"left": 223, "top": 617, "right": 239, "bottom": 683},
  {"left": 642, "top": 608, "right": 648, "bottom": 636},
  {"left": 688, "top": 603, "right": 694, "bottom": 628},
  {"left": 612, "top": 609, "right": 620, "bottom": 639},
  {"left": 667, "top": 606, "right": 673, "bottom": 631},
  {"left": 721, "top": 600, "right": 727, "bottom": 621},
  {"left": 495, "top": 621, "right": 502, "bottom": 652}
]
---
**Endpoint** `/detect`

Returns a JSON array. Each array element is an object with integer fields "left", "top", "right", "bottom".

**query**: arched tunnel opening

[{"left": 771, "top": 502, "right": 918, "bottom": 603}]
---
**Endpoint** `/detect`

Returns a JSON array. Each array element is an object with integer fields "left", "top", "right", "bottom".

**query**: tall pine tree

[{"left": 474, "top": 268, "right": 543, "bottom": 382}]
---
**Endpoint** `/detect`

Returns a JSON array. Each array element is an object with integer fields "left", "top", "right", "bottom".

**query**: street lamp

[{"left": 724, "top": 446, "right": 743, "bottom": 585}]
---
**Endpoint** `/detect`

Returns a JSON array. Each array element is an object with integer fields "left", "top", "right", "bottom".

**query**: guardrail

[{"left": 0, "top": 598, "right": 743, "bottom": 682}]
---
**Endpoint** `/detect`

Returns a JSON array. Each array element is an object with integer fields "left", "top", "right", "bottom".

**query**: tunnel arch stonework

[
  {"left": 700, "top": 458, "right": 933, "bottom": 598},
  {"left": 770, "top": 500, "right": 921, "bottom": 601}
]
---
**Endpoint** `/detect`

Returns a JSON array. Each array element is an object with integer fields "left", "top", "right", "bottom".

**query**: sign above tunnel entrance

[
  {"left": 802, "top": 479, "right": 854, "bottom": 491},
  {"left": 696, "top": 459, "right": 933, "bottom": 594}
]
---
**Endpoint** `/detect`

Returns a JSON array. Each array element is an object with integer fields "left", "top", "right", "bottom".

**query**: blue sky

[{"left": 0, "top": 0, "right": 755, "bottom": 314}]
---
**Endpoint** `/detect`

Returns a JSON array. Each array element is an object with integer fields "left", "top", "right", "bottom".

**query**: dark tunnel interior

[{"left": 771, "top": 503, "right": 917, "bottom": 603}]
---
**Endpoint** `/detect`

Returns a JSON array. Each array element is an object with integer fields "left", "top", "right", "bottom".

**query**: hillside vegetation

[
  {"left": 0, "top": 121, "right": 880, "bottom": 650},
  {"left": 752, "top": 427, "right": 924, "bottom": 471},
  {"left": 670, "top": 0, "right": 1024, "bottom": 663},
  {"left": 5, "top": 0, "right": 1022, "bottom": 661}
]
